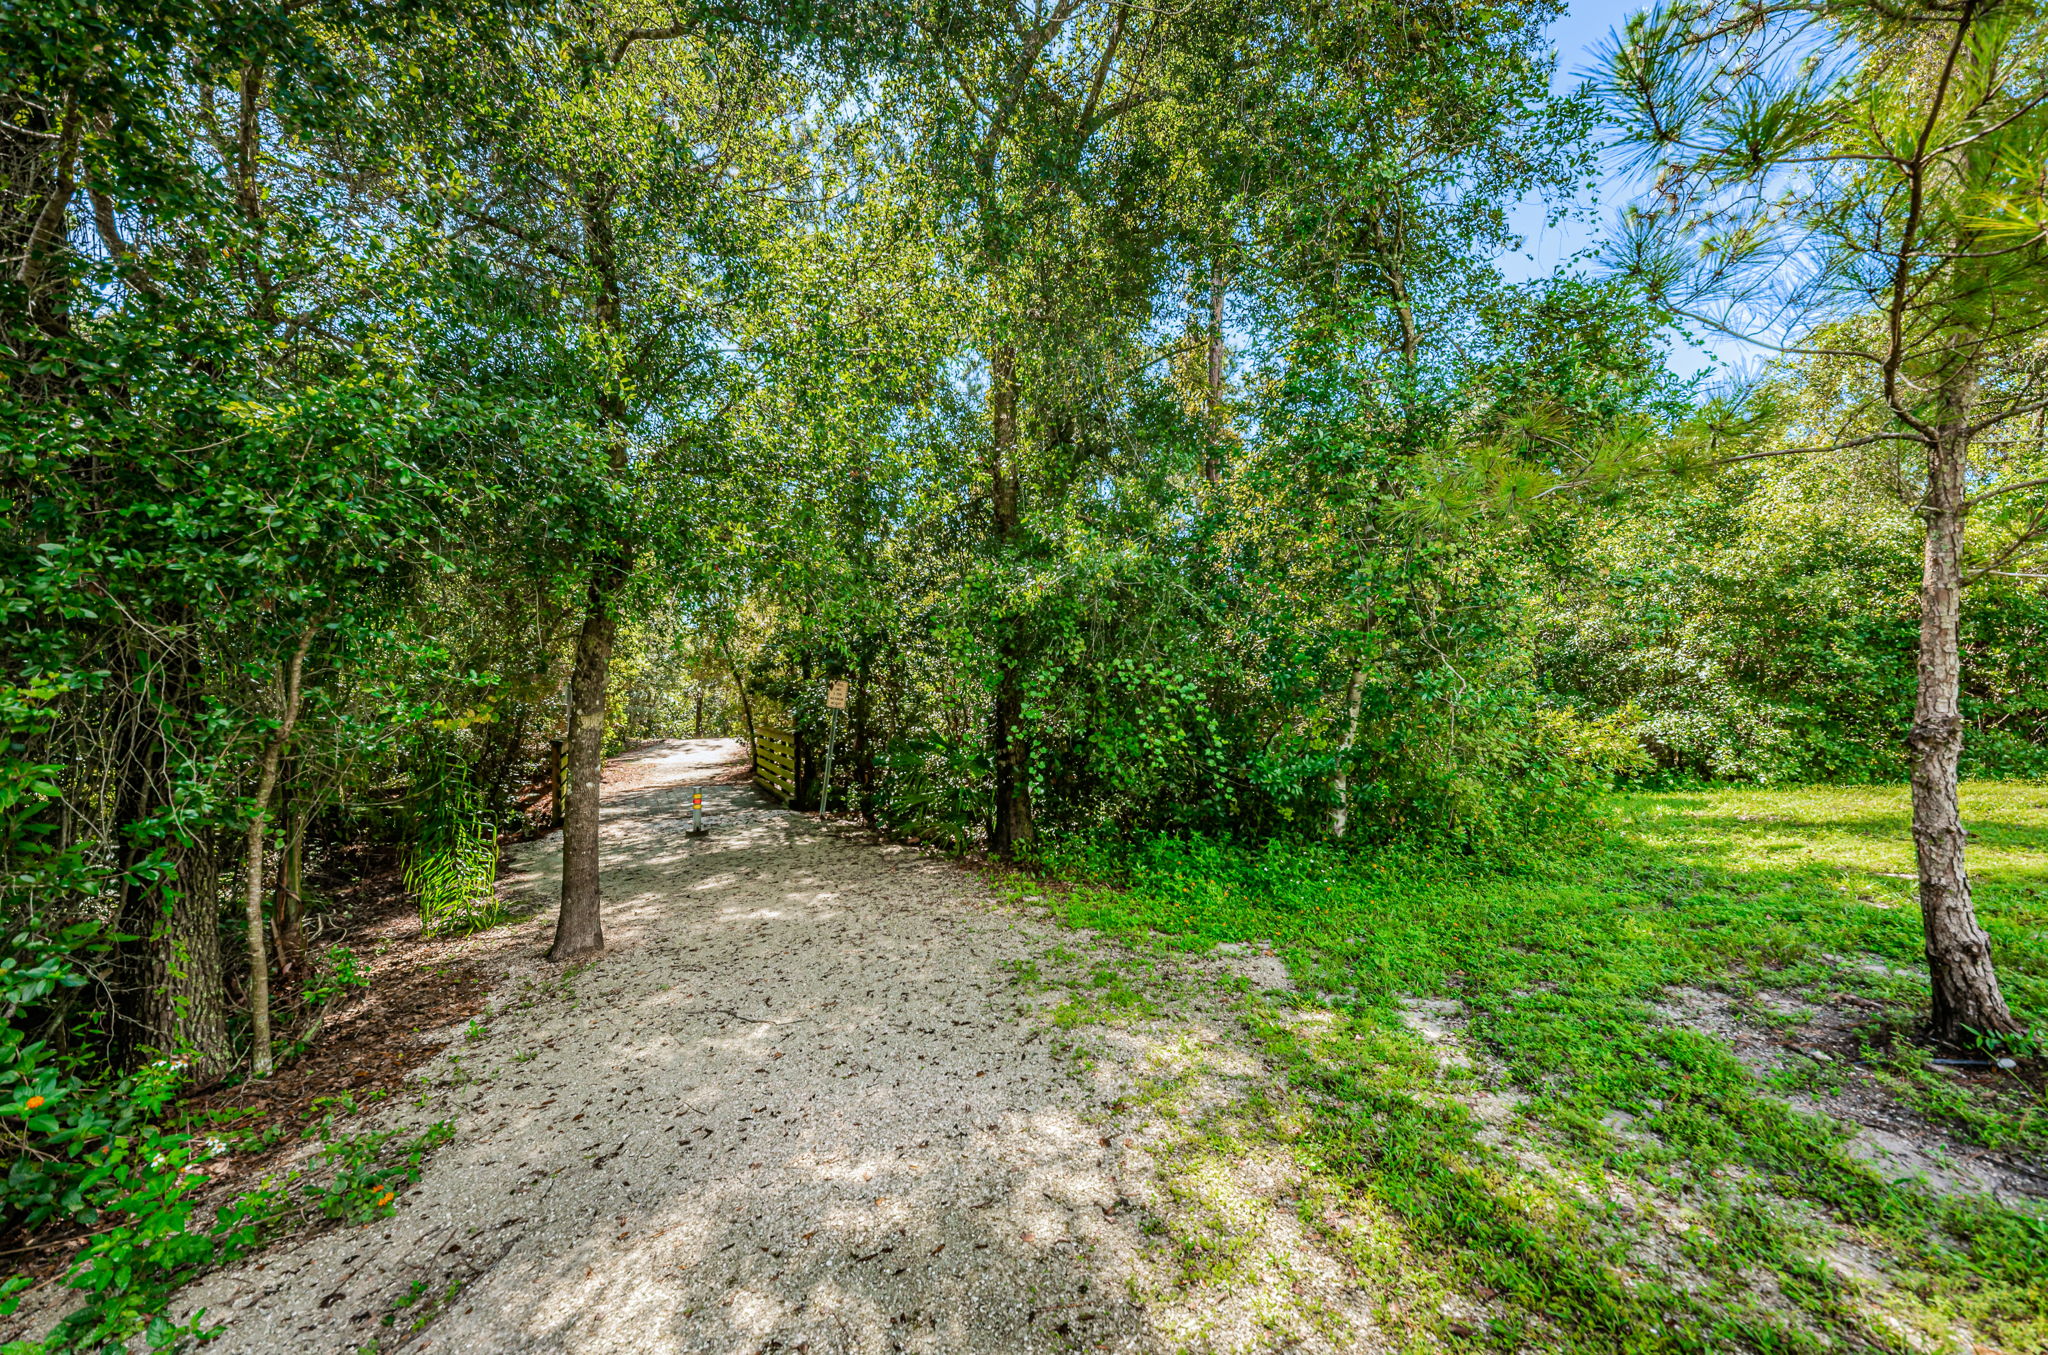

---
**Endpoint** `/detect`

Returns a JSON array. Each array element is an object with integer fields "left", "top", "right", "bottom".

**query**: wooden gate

[{"left": 752, "top": 698, "right": 797, "bottom": 803}]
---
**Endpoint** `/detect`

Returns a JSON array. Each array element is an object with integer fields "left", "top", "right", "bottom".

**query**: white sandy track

[{"left": 176, "top": 739, "right": 1169, "bottom": 1353}]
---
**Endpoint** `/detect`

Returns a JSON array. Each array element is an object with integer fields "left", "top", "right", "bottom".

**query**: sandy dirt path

[
  {"left": 175, "top": 739, "right": 1181, "bottom": 1353},
  {"left": 147, "top": 740, "right": 2048, "bottom": 1355}
]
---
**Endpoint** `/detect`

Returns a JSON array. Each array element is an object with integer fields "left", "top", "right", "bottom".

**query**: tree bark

[
  {"left": 109, "top": 631, "right": 231, "bottom": 1083},
  {"left": 550, "top": 570, "right": 619, "bottom": 961},
  {"left": 113, "top": 841, "right": 229, "bottom": 1081},
  {"left": 988, "top": 339, "right": 1035, "bottom": 858},
  {"left": 1911, "top": 402, "right": 2021, "bottom": 1044},
  {"left": 242, "top": 629, "right": 312, "bottom": 1078}
]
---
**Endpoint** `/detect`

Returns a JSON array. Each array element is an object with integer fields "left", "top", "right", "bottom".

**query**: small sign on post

[{"left": 818, "top": 680, "right": 848, "bottom": 817}]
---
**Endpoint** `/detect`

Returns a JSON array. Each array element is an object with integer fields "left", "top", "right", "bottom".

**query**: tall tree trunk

[
  {"left": 550, "top": 178, "right": 629, "bottom": 963},
  {"left": 113, "top": 842, "right": 228, "bottom": 1080},
  {"left": 988, "top": 340, "right": 1035, "bottom": 858},
  {"left": 242, "top": 630, "right": 312, "bottom": 1078},
  {"left": 551, "top": 569, "right": 620, "bottom": 961},
  {"left": 1911, "top": 399, "right": 2021, "bottom": 1044},
  {"left": 109, "top": 638, "right": 230, "bottom": 1081}
]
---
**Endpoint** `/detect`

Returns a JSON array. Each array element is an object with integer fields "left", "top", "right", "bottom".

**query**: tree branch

[
  {"left": 1708, "top": 429, "right": 1925, "bottom": 466},
  {"left": 16, "top": 89, "right": 81, "bottom": 294},
  {"left": 610, "top": 24, "right": 690, "bottom": 64},
  {"left": 454, "top": 203, "right": 583, "bottom": 269},
  {"left": 1963, "top": 476, "right": 2048, "bottom": 510}
]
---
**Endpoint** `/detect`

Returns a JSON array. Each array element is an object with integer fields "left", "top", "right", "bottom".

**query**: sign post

[
  {"left": 687, "top": 789, "right": 707, "bottom": 838},
  {"left": 819, "top": 680, "right": 848, "bottom": 817}
]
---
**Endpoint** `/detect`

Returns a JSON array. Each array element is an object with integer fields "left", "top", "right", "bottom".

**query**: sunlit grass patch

[
  {"left": 1610, "top": 780, "right": 2048, "bottom": 1018},
  {"left": 1027, "top": 783, "right": 2048, "bottom": 1351}
]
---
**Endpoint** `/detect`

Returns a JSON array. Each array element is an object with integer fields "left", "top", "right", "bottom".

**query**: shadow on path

[{"left": 176, "top": 738, "right": 1164, "bottom": 1354}]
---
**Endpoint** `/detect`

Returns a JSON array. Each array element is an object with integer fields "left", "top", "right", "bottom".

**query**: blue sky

[{"left": 1498, "top": 0, "right": 1748, "bottom": 378}]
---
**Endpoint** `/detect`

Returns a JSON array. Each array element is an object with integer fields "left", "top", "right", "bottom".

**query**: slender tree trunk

[
  {"left": 275, "top": 790, "right": 308, "bottom": 980},
  {"left": 242, "top": 631, "right": 311, "bottom": 1077},
  {"left": 797, "top": 648, "right": 813, "bottom": 800},
  {"left": 854, "top": 656, "right": 876, "bottom": 828},
  {"left": 1203, "top": 266, "right": 1226, "bottom": 485},
  {"left": 721, "top": 634, "right": 756, "bottom": 766},
  {"left": 240, "top": 807, "right": 275, "bottom": 1073},
  {"left": 268, "top": 764, "right": 300, "bottom": 978},
  {"left": 1329, "top": 663, "right": 1365, "bottom": 839},
  {"left": 551, "top": 570, "right": 619, "bottom": 961},
  {"left": 988, "top": 340, "right": 1035, "bottom": 858},
  {"left": 1911, "top": 406, "right": 2021, "bottom": 1043},
  {"left": 1379, "top": 208, "right": 1419, "bottom": 366}
]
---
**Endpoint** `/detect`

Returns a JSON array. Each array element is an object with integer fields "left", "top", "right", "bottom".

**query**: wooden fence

[{"left": 752, "top": 700, "right": 798, "bottom": 803}]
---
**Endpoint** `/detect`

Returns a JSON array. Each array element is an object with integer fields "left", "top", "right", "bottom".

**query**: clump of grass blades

[{"left": 403, "top": 756, "right": 500, "bottom": 936}]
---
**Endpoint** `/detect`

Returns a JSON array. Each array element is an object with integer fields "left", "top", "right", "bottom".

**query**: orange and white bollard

[{"left": 688, "top": 789, "right": 707, "bottom": 837}]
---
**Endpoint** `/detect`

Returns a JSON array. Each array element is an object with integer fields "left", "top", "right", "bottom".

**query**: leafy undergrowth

[
  {"left": 1022, "top": 782, "right": 2048, "bottom": 1353},
  {"left": 0, "top": 851, "right": 492, "bottom": 1353},
  {"left": 0, "top": 1121, "right": 449, "bottom": 1354}
]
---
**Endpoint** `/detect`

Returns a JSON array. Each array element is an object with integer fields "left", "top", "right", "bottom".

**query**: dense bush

[{"left": 1541, "top": 467, "right": 2048, "bottom": 784}]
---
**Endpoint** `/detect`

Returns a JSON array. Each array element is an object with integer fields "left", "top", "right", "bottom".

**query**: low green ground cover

[{"left": 1030, "top": 783, "right": 2048, "bottom": 1352}]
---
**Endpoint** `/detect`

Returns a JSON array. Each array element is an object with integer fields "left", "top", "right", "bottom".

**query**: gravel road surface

[{"left": 175, "top": 739, "right": 1179, "bottom": 1353}]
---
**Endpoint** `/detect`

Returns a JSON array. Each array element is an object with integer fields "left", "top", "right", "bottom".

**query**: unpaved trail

[
  {"left": 78, "top": 740, "right": 2013, "bottom": 1353},
  {"left": 173, "top": 739, "right": 1227, "bottom": 1353}
]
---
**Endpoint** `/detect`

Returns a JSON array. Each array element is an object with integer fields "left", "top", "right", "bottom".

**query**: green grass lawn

[{"left": 1025, "top": 783, "right": 2048, "bottom": 1353}]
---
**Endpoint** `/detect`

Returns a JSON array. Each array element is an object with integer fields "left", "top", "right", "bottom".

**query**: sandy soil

[{"left": 170, "top": 740, "right": 1194, "bottom": 1353}]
